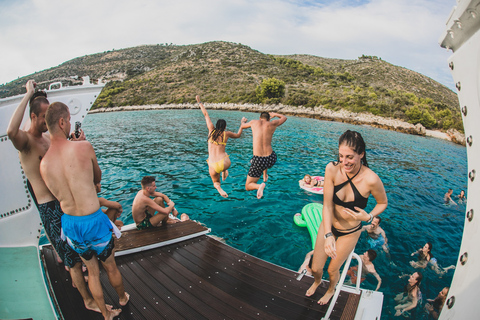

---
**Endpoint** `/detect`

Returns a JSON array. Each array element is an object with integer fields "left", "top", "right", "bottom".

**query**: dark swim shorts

[
  {"left": 248, "top": 151, "right": 277, "bottom": 178},
  {"left": 136, "top": 211, "right": 154, "bottom": 230},
  {"left": 37, "top": 199, "right": 82, "bottom": 268}
]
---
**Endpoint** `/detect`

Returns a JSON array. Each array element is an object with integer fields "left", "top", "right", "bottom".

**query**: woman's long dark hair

[
  {"left": 334, "top": 130, "right": 369, "bottom": 167},
  {"left": 208, "top": 119, "right": 226, "bottom": 143}
]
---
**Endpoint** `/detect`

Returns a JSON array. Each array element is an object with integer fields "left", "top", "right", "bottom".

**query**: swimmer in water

[
  {"left": 457, "top": 190, "right": 467, "bottom": 203},
  {"left": 197, "top": 95, "right": 247, "bottom": 198},
  {"left": 410, "top": 242, "right": 455, "bottom": 275},
  {"left": 305, "top": 130, "right": 388, "bottom": 305},
  {"left": 346, "top": 249, "right": 382, "bottom": 291},
  {"left": 394, "top": 272, "right": 422, "bottom": 316},
  {"left": 443, "top": 188, "right": 457, "bottom": 205},
  {"left": 425, "top": 287, "right": 449, "bottom": 319},
  {"left": 361, "top": 216, "right": 389, "bottom": 253}
]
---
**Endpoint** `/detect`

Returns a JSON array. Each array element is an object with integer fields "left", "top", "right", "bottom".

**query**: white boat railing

[{"left": 322, "top": 251, "right": 362, "bottom": 320}]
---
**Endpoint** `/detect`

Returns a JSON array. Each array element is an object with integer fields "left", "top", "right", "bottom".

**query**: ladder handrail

[{"left": 322, "top": 250, "right": 362, "bottom": 320}]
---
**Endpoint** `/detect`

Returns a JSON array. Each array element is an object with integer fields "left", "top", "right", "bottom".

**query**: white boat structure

[{"left": 0, "top": 0, "right": 478, "bottom": 318}]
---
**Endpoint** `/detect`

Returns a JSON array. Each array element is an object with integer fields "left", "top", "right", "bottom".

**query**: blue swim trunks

[
  {"left": 367, "top": 234, "right": 385, "bottom": 249},
  {"left": 61, "top": 208, "right": 121, "bottom": 261}
]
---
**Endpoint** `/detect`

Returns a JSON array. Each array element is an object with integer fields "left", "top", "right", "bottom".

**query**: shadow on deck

[{"left": 42, "top": 220, "right": 360, "bottom": 319}]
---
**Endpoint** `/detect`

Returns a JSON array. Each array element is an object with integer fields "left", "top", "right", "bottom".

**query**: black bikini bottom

[{"left": 331, "top": 223, "right": 362, "bottom": 238}]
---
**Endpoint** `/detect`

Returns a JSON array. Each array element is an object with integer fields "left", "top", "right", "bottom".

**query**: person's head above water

[{"left": 410, "top": 272, "right": 422, "bottom": 287}]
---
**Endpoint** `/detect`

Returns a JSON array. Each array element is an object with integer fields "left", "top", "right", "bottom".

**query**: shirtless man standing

[
  {"left": 6, "top": 80, "right": 102, "bottom": 313},
  {"left": 241, "top": 112, "right": 287, "bottom": 199},
  {"left": 132, "top": 176, "right": 189, "bottom": 230},
  {"left": 40, "top": 102, "right": 128, "bottom": 320},
  {"left": 362, "top": 216, "right": 389, "bottom": 252}
]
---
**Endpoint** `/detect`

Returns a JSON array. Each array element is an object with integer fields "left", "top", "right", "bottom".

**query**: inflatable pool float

[
  {"left": 294, "top": 203, "right": 323, "bottom": 249},
  {"left": 299, "top": 176, "right": 324, "bottom": 194}
]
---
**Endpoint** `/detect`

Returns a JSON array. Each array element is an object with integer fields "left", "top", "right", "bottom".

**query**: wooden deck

[{"left": 41, "top": 220, "right": 361, "bottom": 319}]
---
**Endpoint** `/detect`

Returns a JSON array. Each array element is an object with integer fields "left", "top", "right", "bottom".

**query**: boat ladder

[{"left": 322, "top": 250, "right": 362, "bottom": 320}]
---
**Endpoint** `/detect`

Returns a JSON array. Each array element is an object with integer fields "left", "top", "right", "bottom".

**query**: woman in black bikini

[{"left": 306, "top": 130, "right": 388, "bottom": 305}]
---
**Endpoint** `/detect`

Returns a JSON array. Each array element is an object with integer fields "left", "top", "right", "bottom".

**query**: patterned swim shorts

[{"left": 248, "top": 151, "right": 277, "bottom": 178}]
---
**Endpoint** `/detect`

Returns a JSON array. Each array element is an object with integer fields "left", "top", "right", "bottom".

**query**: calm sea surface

[{"left": 82, "top": 109, "right": 467, "bottom": 319}]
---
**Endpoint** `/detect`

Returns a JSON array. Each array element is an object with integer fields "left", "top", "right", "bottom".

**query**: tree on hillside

[{"left": 256, "top": 77, "right": 285, "bottom": 104}]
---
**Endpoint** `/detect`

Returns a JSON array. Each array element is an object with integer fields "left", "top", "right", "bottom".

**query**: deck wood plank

[{"left": 42, "top": 223, "right": 361, "bottom": 320}]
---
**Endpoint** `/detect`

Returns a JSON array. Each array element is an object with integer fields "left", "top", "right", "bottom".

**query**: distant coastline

[{"left": 89, "top": 103, "right": 466, "bottom": 146}]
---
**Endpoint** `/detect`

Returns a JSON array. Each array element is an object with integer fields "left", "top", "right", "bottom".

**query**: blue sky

[{"left": 0, "top": 0, "right": 456, "bottom": 90}]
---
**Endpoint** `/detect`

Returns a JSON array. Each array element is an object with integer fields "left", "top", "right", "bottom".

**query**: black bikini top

[{"left": 332, "top": 165, "right": 368, "bottom": 211}]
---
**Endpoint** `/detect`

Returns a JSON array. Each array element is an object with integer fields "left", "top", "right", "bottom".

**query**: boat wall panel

[{"left": 440, "top": 6, "right": 480, "bottom": 319}]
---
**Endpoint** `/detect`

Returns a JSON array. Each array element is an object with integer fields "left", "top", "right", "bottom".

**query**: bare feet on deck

[
  {"left": 106, "top": 307, "right": 122, "bottom": 320},
  {"left": 84, "top": 301, "right": 113, "bottom": 314},
  {"left": 214, "top": 183, "right": 228, "bottom": 198},
  {"left": 256, "top": 183, "right": 266, "bottom": 199},
  {"left": 318, "top": 291, "right": 334, "bottom": 305},
  {"left": 119, "top": 292, "right": 130, "bottom": 306},
  {"left": 306, "top": 280, "right": 321, "bottom": 297},
  {"left": 222, "top": 170, "right": 229, "bottom": 181}
]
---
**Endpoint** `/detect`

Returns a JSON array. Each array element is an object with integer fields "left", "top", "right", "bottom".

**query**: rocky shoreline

[{"left": 89, "top": 103, "right": 466, "bottom": 146}]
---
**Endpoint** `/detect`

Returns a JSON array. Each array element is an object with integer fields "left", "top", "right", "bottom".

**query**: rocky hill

[{"left": 0, "top": 41, "right": 461, "bottom": 131}]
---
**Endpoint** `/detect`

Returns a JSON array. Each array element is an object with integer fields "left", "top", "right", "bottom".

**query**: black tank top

[{"left": 332, "top": 165, "right": 368, "bottom": 211}]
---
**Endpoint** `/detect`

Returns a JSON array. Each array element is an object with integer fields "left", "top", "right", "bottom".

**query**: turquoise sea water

[{"left": 83, "top": 109, "right": 467, "bottom": 319}]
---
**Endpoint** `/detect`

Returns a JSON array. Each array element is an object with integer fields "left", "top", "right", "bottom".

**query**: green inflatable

[{"left": 294, "top": 203, "right": 323, "bottom": 249}]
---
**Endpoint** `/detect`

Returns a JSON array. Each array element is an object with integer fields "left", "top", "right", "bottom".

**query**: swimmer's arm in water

[
  {"left": 380, "top": 227, "right": 388, "bottom": 244},
  {"left": 196, "top": 95, "right": 215, "bottom": 132},
  {"left": 373, "top": 271, "right": 382, "bottom": 291}
]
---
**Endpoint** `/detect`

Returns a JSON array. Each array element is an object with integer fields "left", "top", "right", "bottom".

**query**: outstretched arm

[
  {"left": 7, "top": 80, "right": 36, "bottom": 151},
  {"left": 196, "top": 95, "right": 215, "bottom": 132},
  {"left": 228, "top": 117, "right": 248, "bottom": 139}
]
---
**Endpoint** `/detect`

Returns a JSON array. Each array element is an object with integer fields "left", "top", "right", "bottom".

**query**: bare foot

[
  {"left": 119, "top": 292, "right": 130, "bottom": 306},
  {"left": 222, "top": 170, "right": 229, "bottom": 181},
  {"left": 55, "top": 251, "right": 63, "bottom": 264},
  {"left": 214, "top": 184, "right": 228, "bottom": 198},
  {"left": 84, "top": 301, "right": 113, "bottom": 314},
  {"left": 318, "top": 291, "right": 334, "bottom": 305},
  {"left": 180, "top": 213, "right": 190, "bottom": 221},
  {"left": 256, "top": 183, "right": 266, "bottom": 199},
  {"left": 106, "top": 307, "right": 122, "bottom": 320},
  {"left": 306, "top": 281, "right": 321, "bottom": 297}
]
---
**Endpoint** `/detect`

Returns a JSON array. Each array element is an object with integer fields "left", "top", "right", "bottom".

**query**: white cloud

[{"left": 0, "top": 0, "right": 456, "bottom": 90}]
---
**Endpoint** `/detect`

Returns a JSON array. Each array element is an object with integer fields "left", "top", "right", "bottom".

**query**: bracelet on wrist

[
  {"left": 324, "top": 232, "right": 334, "bottom": 239},
  {"left": 367, "top": 213, "right": 374, "bottom": 223}
]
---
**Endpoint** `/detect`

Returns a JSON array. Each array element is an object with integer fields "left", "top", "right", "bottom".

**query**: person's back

[
  {"left": 242, "top": 112, "right": 287, "bottom": 198},
  {"left": 42, "top": 138, "right": 100, "bottom": 216},
  {"left": 249, "top": 118, "right": 277, "bottom": 156}
]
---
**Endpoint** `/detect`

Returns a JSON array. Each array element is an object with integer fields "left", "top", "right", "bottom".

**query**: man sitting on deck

[{"left": 132, "top": 176, "right": 189, "bottom": 230}]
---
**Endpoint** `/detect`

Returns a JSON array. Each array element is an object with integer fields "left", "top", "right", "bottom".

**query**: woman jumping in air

[{"left": 197, "top": 95, "right": 246, "bottom": 198}]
